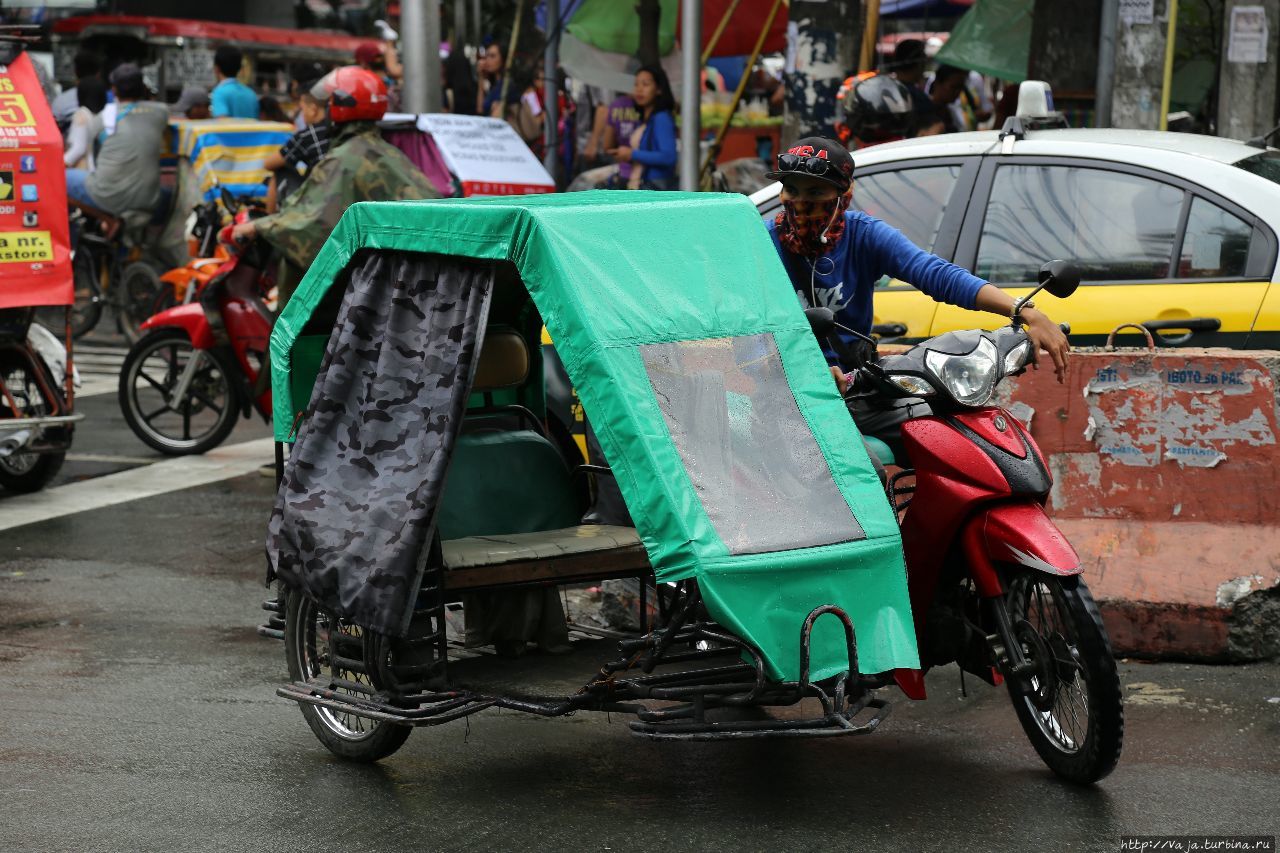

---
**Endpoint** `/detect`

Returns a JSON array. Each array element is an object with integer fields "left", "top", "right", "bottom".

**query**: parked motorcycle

[
  {"left": 809, "top": 260, "right": 1124, "bottom": 784},
  {"left": 118, "top": 191, "right": 273, "bottom": 455}
]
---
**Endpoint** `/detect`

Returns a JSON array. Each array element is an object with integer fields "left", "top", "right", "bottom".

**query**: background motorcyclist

[
  {"left": 765, "top": 136, "right": 1069, "bottom": 449},
  {"left": 834, "top": 74, "right": 917, "bottom": 149},
  {"left": 230, "top": 66, "right": 439, "bottom": 307}
]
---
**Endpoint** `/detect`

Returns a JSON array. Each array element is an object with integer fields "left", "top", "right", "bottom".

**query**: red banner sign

[{"left": 0, "top": 53, "right": 72, "bottom": 309}]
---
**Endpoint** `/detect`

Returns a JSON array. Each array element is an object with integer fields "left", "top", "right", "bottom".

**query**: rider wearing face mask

[{"left": 766, "top": 136, "right": 1070, "bottom": 447}]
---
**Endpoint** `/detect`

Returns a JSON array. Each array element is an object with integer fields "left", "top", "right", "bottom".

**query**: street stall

[
  {"left": 0, "top": 49, "right": 82, "bottom": 493},
  {"left": 50, "top": 16, "right": 367, "bottom": 103}
]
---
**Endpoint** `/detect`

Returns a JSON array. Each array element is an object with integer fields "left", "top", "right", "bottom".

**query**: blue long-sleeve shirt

[
  {"left": 767, "top": 210, "right": 987, "bottom": 364},
  {"left": 630, "top": 109, "right": 677, "bottom": 183}
]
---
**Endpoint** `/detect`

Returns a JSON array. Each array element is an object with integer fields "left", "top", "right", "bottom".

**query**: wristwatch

[{"left": 1012, "top": 300, "right": 1035, "bottom": 325}]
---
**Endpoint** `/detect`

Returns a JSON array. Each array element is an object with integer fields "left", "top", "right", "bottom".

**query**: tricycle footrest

[
  {"left": 277, "top": 679, "right": 495, "bottom": 727},
  {"left": 629, "top": 695, "right": 891, "bottom": 741}
]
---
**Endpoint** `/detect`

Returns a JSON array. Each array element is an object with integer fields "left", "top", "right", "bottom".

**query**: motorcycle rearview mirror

[
  {"left": 220, "top": 186, "right": 239, "bottom": 215},
  {"left": 805, "top": 307, "right": 836, "bottom": 337},
  {"left": 1039, "top": 259, "right": 1081, "bottom": 299},
  {"left": 1011, "top": 259, "right": 1081, "bottom": 323}
]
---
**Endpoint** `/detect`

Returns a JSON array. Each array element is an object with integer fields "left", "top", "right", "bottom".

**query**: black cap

[
  {"left": 886, "top": 38, "right": 928, "bottom": 69},
  {"left": 765, "top": 136, "right": 855, "bottom": 189}
]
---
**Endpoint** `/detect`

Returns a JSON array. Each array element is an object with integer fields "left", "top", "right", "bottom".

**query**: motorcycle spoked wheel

[
  {"left": 1003, "top": 572, "right": 1124, "bottom": 785},
  {"left": 284, "top": 588, "right": 412, "bottom": 762},
  {"left": 118, "top": 329, "right": 240, "bottom": 455},
  {"left": 0, "top": 353, "right": 67, "bottom": 493},
  {"left": 117, "top": 261, "right": 166, "bottom": 345}
]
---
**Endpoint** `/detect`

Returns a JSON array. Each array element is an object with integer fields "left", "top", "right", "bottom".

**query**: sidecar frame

[{"left": 266, "top": 192, "right": 917, "bottom": 750}]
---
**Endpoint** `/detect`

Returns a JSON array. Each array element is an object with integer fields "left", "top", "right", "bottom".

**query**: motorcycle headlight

[
  {"left": 1002, "top": 339, "right": 1033, "bottom": 375},
  {"left": 925, "top": 338, "right": 999, "bottom": 406}
]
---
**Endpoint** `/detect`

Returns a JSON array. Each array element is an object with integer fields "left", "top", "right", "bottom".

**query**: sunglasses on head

[{"left": 776, "top": 153, "right": 844, "bottom": 181}]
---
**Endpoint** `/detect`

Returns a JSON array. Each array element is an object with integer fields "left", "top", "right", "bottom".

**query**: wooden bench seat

[{"left": 441, "top": 525, "right": 649, "bottom": 593}]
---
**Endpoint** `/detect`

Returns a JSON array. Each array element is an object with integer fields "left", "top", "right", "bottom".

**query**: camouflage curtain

[{"left": 267, "top": 250, "right": 494, "bottom": 636}]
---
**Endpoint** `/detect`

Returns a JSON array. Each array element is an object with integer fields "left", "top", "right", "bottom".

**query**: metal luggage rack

[{"left": 277, "top": 580, "right": 893, "bottom": 741}]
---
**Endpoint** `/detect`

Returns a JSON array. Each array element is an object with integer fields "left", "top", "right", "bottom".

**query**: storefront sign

[
  {"left": 0, "top": 52, "right": 71, "bottom": 309},
  {"left": 416, "top": 113, "right": 554, "bottom": 197}
]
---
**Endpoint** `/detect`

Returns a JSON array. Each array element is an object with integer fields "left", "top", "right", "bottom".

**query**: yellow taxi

[{"left": 753, "top": 112, "right": 1280, "bottom": 349}]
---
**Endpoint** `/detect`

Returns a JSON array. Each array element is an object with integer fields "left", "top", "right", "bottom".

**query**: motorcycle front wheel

[
  {"left": 1003, "top": 572, "right": 1124, "bottom": 785},
  {"left": 118, "top": 329, "right": 240, "bottom": 455}
]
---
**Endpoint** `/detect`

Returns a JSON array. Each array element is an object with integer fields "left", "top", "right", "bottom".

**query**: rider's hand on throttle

[
  {"left": 1023, "top": 308, "right": 1070, "bottom": 383},
  {"left": 830, "top": 366, "right": 850, "bottom": 395},
  {"left": 230, "top": 221, "right": 257, "bottom": 245}
]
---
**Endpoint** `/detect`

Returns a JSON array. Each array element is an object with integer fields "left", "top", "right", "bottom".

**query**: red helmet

[{"left": 314, "top": 66, "right": 388, "bottom": 123}]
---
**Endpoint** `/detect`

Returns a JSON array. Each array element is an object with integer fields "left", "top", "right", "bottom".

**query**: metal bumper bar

[{"left": 0, "top": 413, "right": 84, "bottom": 432}]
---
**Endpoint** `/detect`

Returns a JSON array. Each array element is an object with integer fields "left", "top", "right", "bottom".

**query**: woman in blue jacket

[{"left": 608, "top": 64, "right": 677, "bottom": 190}]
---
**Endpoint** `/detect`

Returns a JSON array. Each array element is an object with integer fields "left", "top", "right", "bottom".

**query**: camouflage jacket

[{"left": 256, "top": 121, "right": 440, "bottom": 269}]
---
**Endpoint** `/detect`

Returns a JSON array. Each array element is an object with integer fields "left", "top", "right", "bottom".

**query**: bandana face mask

[{"left": 776, "top": 189, "right": 852, "bottom": 257}]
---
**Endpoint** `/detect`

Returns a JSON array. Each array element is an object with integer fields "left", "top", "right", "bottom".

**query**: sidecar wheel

[
  {"left": 1004, "top": 573, "right": 1124, "bottom": 785},
  {"left": 284, "top": 588, "right": 411, "bottom": 762}
]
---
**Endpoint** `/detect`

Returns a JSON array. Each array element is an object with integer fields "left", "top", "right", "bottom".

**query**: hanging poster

[
  {"left": 1228, "top": 6, "right": 1270, "bottom": 64},
  {"left": 0, "top": 51, "right": 72, "bottom": 309}
]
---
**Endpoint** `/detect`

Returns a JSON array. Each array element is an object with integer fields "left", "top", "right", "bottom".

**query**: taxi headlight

[
  {"left": 1002, "top": 339, "right": 1033, "bottom": 375},
  {"left": 925, "top": 338, "right": 999, "bottom": 406}
]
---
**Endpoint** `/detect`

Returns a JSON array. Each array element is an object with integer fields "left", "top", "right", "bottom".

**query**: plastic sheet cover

[{"left": 270, "top": 192, "right": 919, "bottom": 680}]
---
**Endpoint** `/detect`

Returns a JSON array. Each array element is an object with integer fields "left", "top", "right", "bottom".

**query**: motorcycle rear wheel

[
  {"left": 284, "top": 588, "right": 412, "bottom": 762},
  {"left": 118, "top": 329, "right": 240, "bottom": 455},
  {"left": 1004, "top": 573, "right": 1124, "bottom": 784},
  {"left": 117, "top": 261, "right": 165, "bottom": 345}
]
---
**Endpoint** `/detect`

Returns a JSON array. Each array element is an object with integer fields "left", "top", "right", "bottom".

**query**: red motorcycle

[
  {"left": 811, "top": 260, "right": 1123, "bottom": 784},
  {"left": 118, "top": 192, "right": 273, "bottom": 455}
]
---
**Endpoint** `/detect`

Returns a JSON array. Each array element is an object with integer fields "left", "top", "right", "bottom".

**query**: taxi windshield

[{"left": 1235, "top": 150, "right": 1280, "bottom": 184}]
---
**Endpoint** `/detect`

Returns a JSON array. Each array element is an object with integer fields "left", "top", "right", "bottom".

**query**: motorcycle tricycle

[{"left": 265, "top": 192, "right": 1121, "bottom": 784}]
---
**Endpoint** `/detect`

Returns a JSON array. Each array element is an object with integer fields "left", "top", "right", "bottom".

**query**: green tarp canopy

[
  {"left": 934, "top": 0, "right": 1032, "bottom": 83},
  {"left": 269, "top": 191, "right": 919, "bottom": 682}
]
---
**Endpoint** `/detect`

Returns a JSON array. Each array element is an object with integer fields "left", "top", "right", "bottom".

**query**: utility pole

[
  {"left": 783, "top": 0, "right": 860, "bottom": 141},
  {"left": 544, "top": 0, "right": 560, "bottom": 179},
  {"left": 402, "top": 0, "right": 444, "bottom": 113},
  {"left": 679, "top": 0, "right": 702, "bottom": 191}
]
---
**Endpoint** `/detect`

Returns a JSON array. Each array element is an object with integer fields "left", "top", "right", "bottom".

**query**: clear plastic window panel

[{"left": 641, "top": 334, "right": 864, "bottom": 556}]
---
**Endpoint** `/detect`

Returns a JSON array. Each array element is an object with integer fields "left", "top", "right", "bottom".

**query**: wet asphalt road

[{"left": 1, "top": 340, "right": 1278, "bottom": 852}]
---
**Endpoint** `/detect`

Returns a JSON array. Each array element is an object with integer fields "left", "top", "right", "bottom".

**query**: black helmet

[{"left": 840, "top": 75, "right": 917, "bottom": 144}]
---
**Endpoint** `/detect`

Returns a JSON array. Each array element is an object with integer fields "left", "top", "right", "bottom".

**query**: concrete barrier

[{"left": 994, "top": 347, "right": 1280, "bottom": 661}]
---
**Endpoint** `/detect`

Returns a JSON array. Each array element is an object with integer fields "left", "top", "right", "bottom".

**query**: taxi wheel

[{"left": 284, "top": 588, "right": 412, "bottom": 762}]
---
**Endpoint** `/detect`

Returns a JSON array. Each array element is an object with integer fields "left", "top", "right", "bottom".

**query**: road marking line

[
  {"left": 65, "top": 452, "right": 157, "bottom": 465},
  {"left": 0, "top": 437, "right": 275, "bottom": 532}
]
